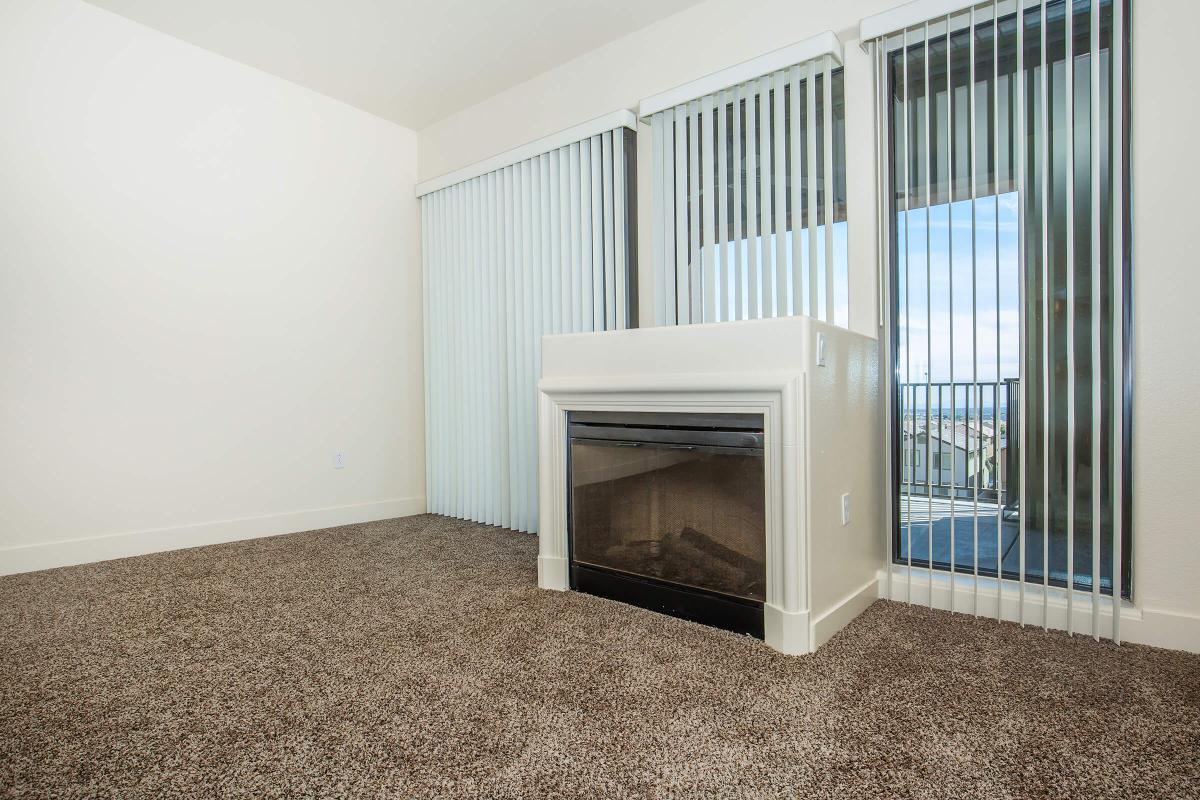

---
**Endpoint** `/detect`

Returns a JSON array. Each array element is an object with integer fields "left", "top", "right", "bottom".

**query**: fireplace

[
  {"left": 567, "top": 411, "right": 766, "bottom": 637},
  {"left": 538, "top": 316, "right": 881, "bottom": 654}
]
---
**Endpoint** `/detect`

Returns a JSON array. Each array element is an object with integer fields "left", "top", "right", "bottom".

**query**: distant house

[{"left": 900, "top": 418, "right": 1005, "bottom": 500}]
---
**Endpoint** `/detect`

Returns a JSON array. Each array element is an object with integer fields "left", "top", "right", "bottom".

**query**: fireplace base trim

[
  {"left": 764, "top": 603, "right": 811, "bottom": 655},
  {"left": 571, "top": 563, "right": 765, "bottom": 639},
  {"left": 538, "top": 555, "right": 568, "bottom": 590}
]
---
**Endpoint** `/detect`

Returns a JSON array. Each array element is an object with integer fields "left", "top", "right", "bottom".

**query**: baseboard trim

[
  {"left": 0, "top": 497, "right": 426, "bottom": 576},
  {"left": 1117, "top": 606, "right": 1200, "bottom": 654},
  {"left": 811, "top": 576, "right": 881, "bottom": 650},
  {"left": 877, "top": 567, "right": 1200, "bottom": 654}
]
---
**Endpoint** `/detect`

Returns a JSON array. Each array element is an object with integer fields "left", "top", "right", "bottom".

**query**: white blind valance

[
  {"left": 642, "top": 33, "right": 849, "bottom": 328},
  {"left": 421, "top": 121, "right": 635, "bottom": 533}
]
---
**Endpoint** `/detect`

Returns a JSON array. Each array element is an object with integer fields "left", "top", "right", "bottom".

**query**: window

[
  {"left": 869, "top": 0, "right": 1130, "bottom": 639},
  {"left": 642, "top": 35, "right": 848, "bottom": 326},
  {"left": 419, "top": 117, "right": 637, "bottom": 533}
]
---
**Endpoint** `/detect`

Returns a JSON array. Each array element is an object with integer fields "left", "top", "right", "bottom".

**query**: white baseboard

[
  {"left": 878, "top": 567, "right": 1200, "bottom": 654},
  {"left": 1112, "top": 606, "right": 1200, "bottom": 653},
  {"left": 811, "top": 576, "right": 881, "bottom": 651},
  {"left": 0, "top": 497, "right": 426, "bottom": 576}
]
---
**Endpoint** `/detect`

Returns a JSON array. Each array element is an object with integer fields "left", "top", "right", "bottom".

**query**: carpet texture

[{"left": 2, "top": 514, "right": 1197, "bottom": 798}]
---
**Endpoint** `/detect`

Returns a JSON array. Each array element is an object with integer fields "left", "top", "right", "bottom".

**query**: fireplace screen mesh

[{"left": 570, "top": 434, "right": 766, "bottom": 602}]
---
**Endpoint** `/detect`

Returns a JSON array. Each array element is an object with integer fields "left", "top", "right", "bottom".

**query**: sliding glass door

[{"left": 882, "top": 0, "right": 1130, "bottom": 617}]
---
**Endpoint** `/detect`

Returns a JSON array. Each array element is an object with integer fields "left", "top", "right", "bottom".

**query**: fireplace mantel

[{"left": 537, "top": 316, "right": 883, "bottom": 655}]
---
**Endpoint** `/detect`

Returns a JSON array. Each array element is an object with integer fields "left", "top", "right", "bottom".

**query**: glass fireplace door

[{"left": 569, "top": 414, "right": 766, "bottom": 603}]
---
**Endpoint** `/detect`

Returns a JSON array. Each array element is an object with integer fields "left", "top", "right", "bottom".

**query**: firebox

[{"left": 567, "top": 411, "right": 766, "bottom": 638}]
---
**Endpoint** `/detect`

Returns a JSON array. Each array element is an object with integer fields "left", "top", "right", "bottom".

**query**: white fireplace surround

[{"left": 536, "top": 316, "right": 882, "bottom": 655}]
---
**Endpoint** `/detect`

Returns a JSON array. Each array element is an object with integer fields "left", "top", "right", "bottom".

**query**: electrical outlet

[
  {"left": 333, "top": 452, "right": 345, "bottom": 470},
  {"left": 840, "top": 492, "right": 851, "bottom": 526}
]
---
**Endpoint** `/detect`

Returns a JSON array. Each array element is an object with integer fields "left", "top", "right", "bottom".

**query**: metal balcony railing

[{"left": 897, "top": 379, "right": 1018, "bottom": 510}]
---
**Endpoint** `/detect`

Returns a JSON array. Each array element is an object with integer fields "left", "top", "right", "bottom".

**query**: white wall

[
  {"left": 0, "top": 0, "right": 425, "bottom": 573},
  {"left": 417, "top": 0, "right": 1200, "bottom": 650}
]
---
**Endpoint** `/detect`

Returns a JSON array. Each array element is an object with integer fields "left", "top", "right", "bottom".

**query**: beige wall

[
  {"left": 0, "top": 0, "right": 425, "bottom": 572},
  {"left": 418, "top": 0, "right": 1200, "bottom": 638},
  {"left": 1128, "top": 0, "right": 1200, "bottom": 630}
]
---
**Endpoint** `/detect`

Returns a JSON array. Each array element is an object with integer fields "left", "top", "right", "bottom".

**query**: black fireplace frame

[{"left": 566, "top": 411, "right": 766, "bottom": 639}]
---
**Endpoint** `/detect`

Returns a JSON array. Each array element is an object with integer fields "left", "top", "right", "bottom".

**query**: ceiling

[{"left": 84, "top": 0, "right": 704, "bottom": 130}]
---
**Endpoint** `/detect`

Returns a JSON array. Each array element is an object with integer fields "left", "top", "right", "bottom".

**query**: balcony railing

[{"left": 897, "top": 379, "right": 1019, "bottom": 510}]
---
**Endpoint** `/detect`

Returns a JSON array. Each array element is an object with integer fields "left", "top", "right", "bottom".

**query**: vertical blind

[
  {"left": 643, "top": 42, "right": 848, "bottom": 327},
  {"left": 867, "top": 0, "right": 1129, "bottom": 641},
  {"left": 419, "top": 120, "right": 636, "bottom": 533}
]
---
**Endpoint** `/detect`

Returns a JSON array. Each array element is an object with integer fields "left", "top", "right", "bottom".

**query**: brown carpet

[{"left": 1, "top": 515, "right": 1197, "bottom": 799}]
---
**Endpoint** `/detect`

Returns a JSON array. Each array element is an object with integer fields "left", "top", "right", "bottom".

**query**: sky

[{"left": 897, "top": 191, "right": 1021, "bottom": 389}]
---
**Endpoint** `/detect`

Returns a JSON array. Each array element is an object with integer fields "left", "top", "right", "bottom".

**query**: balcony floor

[{"left": 898, "top": 494, "right": 1115, "bottom": 591}]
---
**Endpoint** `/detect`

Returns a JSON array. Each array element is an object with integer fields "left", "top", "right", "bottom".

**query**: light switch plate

[
  {"left": 840, "top": 492, "right": 851, "bottom": 526},
  {"left": 816, "top": 333, "right": 827, "bottom": 367}
]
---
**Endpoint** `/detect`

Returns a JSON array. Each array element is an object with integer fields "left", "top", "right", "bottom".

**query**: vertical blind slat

[
  {"left": 992, "top": 3, "right": 1002, "bottom": 622},
  {"left": 1064, "top": 0, "right": 1076, "bottom": 635},
  {"left": 824, "top": 55, "right": 836, "bottom": 325},
  {"left": 901, "top": 31, "right": 912, "bottom": 604},
  {"left": 473, "top": 177, "right": 481, "bottom": 520},
  {"left": 732, "top": 84, "right": 745, "bottom": 321},
  {"left": 702, "top": 93, "right": 717, "bottom": 321},
  {"left": 652, "top": 113, "right": 666, "bottom": 325},
  {"left": 716, "top": 91, "right": 729, "bottom": 322},
  {"left": 688, "top": 101, "right": 702, "bottom": 323},
  {"left": 579, "top": 142, "right": 593, "bottom": 333},
  {"left": 789, "top": 66, "right": 803, "bottom": 317},
  {"left": 569, "top": 143, "right": 582, "bottom": 334},
  {"left": 673, "top": 106, "right": 688, "bottom": 324},
  {"left": 1016, "top": 0, "right": 1027, "bottom": 626},
  {"left": 758, "top": 77, "right": 773, "bottom": 319},
  {"left": 1089, "top": 0, "right": 1103, "bottom": 641},
  {"left": 558, "top": 149, "right": 570, "bottom": 337},
  {"left": 924, "top": 23, "right": 934, "bottom": 610},
  {"left": 602, "top": 133, "right": 617, "bottom": 330},
  {"left": 968, "top": 6, "right": 980, "bottom": 617},
  {"left": 946, "top": 12, "right": 957, "bottom": 616},
  {"left": 591, "top": 136, "right": 605, "bottom": 330},
  {"left": 614, "top": 130, "right": 628, "bottom": 330},
  {"left": 1112, "top": 0, "right": 1125, "bottom": 646},
  {"left": 772, "top": 69, "right": 788, "bottom": 317},
  {"left": 492, "top": 172, "right": 502, "bottom": 525},
  {"left": 875, "top": 39, "right": 893, "bottom": 601},
  {"left": 807, "top": 60, "right": 819, "bottom": 319},
  {"left": 745, "top": 90, "right": 760, "bottom": 320}
]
